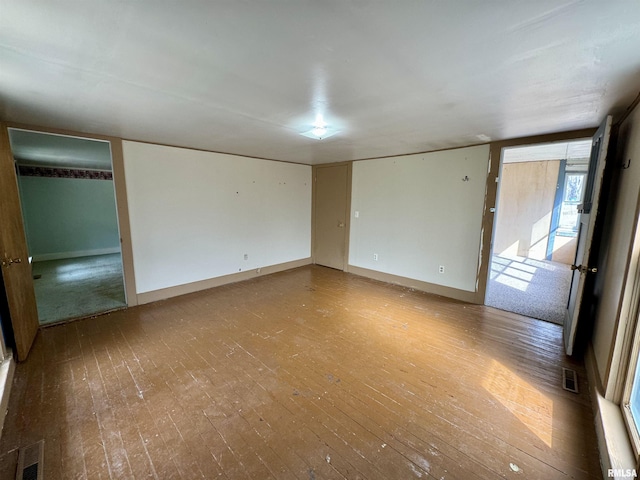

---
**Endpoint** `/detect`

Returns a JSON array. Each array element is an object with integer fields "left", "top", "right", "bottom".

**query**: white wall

[
  {"left": 122, "top": 141, "right": 311, "bottom": 294},
  {"left": 349, "top": 145, "right": 490, "bottom": 292}
]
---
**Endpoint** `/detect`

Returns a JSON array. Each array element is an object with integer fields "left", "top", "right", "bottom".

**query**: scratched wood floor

[{"left": 0, "top": 265, "right": 601, "bottom": 479}]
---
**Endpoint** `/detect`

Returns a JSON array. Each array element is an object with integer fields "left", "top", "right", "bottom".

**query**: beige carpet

[
  {"left": 31, "top": 253, "right": 127, "bottom": 325},
  {"left": 485, "top": 254, "right": 572, "bottom": 325}
]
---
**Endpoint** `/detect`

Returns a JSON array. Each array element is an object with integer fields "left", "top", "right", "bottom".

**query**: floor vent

[
  {"left": 16, "top": 440, "right": 44, "bottom": 480},
  {"left": 562, "top": 367, "right": 579, "bottom": 393}
]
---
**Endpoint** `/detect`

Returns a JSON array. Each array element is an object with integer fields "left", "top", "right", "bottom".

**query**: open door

[
  {"left": 0, "top": 124, "right": 39, "bottom": 361},
  {"left": 564, "top": 115, "right": 612, "bottom": 355}
]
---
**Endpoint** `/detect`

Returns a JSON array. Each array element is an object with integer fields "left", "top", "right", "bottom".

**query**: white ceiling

[{"left": 1, "top": 1, "right": 640, "bottom": 165}]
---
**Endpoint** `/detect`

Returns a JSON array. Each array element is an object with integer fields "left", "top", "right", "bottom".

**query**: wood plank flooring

[{"left": 0, "top": 265, "right": 601, "bottom": 479}]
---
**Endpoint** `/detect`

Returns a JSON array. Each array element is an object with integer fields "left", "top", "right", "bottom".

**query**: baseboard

[
  {"left": 347, "top": 265, "right": 480, "bottom": 304},
  {"left": 32, "top": 247, "right": 121, "bottom": 262},
  {"left": 0, "top": 352, "right": 15, "bottom": 439},
  {"left": 585, "top": 342, "right": 636, "bottom": 478},
  {"left": 137, "top": 257, "right": 313, "bottom": 305}
]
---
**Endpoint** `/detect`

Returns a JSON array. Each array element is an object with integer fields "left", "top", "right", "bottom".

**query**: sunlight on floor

[
  {"left": 501, "top": 267, "right": 534, "bottom": 282},
  {"left": 490, "top": 257, "right": 537, "bottom": 292},
  {"left": 485, "top": 254, "right": 571, "bottom": 324},
  {"left": 482, "top": 359, "right": 554, "bottom": 447},
  {"left": 495, "top": 274, "right": 530, "bottom": 292}
]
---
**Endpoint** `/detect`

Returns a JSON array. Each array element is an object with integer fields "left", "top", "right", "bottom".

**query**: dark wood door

[{"left": 0, "top": 124, "right": 39, "bottom": 360}]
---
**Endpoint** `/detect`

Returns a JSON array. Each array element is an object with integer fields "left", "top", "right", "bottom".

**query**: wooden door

[
  {"left": 313, "top": 164, "right": 350, "bottom": 270},
  {"left": 564, "top": 116, "right": 612, "bottom": 355},
  {"left": 0, "top": 124, "right": 39, "bottom": 361}
]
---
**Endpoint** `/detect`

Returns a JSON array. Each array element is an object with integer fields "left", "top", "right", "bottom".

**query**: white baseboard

[
  {"left": 347, "top": 265, "right": 480, "bottom": 304},
  {"left": 0, "top": 352, "right": 15, "bottom": 440},
  {"left": 137, "top": 257, "right": 312, "bottom": 305},
  {"left": 585, "top": 342, "right": 637, "bottom": 478},
  {"left": 32, "top": 247, "right": 121, "bottom": 262}
]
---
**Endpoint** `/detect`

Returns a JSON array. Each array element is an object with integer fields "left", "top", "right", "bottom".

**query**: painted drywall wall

[
  {"left": 592, "top": 105, "right": 640, "bottom": 385},
  {"left": 349, "top": 145, "right": 490, "bottom": 292},
  {"left": 493, "top": 160, "right": 560, "bottom": 259},
  {"left": 18, "top": 176, "right": 120, "bottom": 260},
  {"left": 122, "top": 141, "right": 311, "bottom": 294}
]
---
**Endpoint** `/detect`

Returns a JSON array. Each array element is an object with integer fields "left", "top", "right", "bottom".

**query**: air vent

[
  {"left": 562, "top": 367, "right": 579, "bottom": 393},
  {"left": 16, "top": 440, "right": 44, "bottom": 480}
]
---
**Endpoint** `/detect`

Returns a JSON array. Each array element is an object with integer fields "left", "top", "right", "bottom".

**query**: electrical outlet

[
  {"left": 439, "top": 265, "right": 445, "bottom": 273},
  {"left": 373, "top": 253, "right": 379, "bottom": 261},
  {"left": 244, "top": 254, "right": 248, "bottom": 260}
]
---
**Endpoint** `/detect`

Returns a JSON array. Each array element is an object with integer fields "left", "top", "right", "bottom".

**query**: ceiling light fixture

[
  {"left": 300, "top": 114, "right": 339, "bottom": 140},
  {"left": 311, "top": 125, "right": 328, "bottom": 138}
]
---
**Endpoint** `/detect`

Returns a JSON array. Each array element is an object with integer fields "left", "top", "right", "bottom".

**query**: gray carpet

[
  {"left": 485, "top": 254, "right": 572, "bottom": 325},
  {"left": 32, "top": 253, "right": 127, "bottom": 325}
]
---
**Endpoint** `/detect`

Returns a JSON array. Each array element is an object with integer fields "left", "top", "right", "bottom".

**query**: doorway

[
  {"left": 9, "top": 129, "right": 127, "bottom": 325},
  {"left": 313, "top": 163, "right": 351, "bottom": 271},
  {"left": 486, "top": 139, "right": 592, "bottom": 324}
]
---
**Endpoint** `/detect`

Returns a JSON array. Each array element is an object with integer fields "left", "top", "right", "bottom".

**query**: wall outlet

[
  {"left": 373, "top": 253, "right": 379, "bottom": 261},
  {"left": 256, "top": 268, "right": 261, "bottom": 274},
  {"left": 439, "top": 265, "right": 445, "bottom": 273},
  {"left": 244, "top": 254, "right": 248, "bottom": 260}
]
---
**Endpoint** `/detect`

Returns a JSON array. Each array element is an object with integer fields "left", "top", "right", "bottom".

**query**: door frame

[
  {"left": 3, "top": 122, "right": 138, "bottom": 308},
  {"left": 311, "top": 161, "right": 352, "bottom": 271},
  {"left": 479, "top": 128, "right": 597, "bottom": 305}
]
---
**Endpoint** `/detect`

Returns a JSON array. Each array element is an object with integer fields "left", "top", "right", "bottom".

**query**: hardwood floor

[{"left": 0, "top": 265, "right": 600, "bottom": 479}]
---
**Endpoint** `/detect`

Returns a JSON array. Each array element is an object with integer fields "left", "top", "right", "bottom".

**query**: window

[{"left": 557, "top": 173, "right": 586, "bottom": 237}]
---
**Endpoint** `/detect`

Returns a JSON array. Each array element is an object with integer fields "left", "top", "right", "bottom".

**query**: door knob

[{"left": 571, "top": 264, "right": 597, "bottom": 274}]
